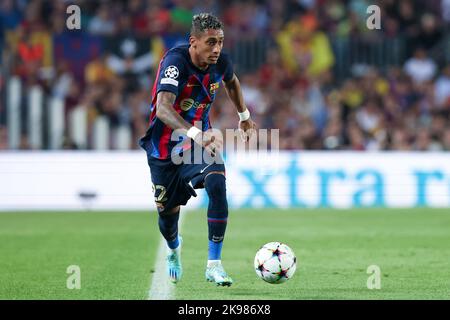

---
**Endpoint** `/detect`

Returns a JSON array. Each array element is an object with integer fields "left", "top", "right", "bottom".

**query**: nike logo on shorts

[{"left": 200, "top": 163, "right": 214, "bottom": 174}]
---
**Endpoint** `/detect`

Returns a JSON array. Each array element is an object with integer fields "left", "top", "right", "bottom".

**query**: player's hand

[
  {"left": 193, "top": 130, "right": 222, "bottom": 157},
  {"left": 239, "top": 118, "right": 256, "bottom": 142}
]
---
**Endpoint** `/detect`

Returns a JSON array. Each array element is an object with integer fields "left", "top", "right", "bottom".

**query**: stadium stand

[{"left": 0, "top": 0, "right": 449, "bottom": 151}]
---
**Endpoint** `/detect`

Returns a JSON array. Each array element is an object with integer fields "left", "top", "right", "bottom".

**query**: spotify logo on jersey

[
  {"left": 180, "top": 99, "right": 195, "bottom": 111},
  {"left": 180, "top": 99, "right": 210, "bottom": 111}
]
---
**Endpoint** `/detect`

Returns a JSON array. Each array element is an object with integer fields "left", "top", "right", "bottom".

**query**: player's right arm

[
  {"left": 156, "top": 91, "right": 218, "bottom": 156},
  {"left": 155, "top": 54, "right": 217, "bottom": 155},
  {"left": 155, "top": 91, "right": 191, "bottom": 133}
]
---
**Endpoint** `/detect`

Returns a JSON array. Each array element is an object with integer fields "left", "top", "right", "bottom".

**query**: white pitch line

[{"left": 148, "top": 212, "right": 186, "bottom": 300}]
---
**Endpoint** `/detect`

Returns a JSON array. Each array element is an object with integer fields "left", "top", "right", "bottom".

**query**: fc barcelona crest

[{"left": 209, "top": 82, "right": 219, "bottom": 94}]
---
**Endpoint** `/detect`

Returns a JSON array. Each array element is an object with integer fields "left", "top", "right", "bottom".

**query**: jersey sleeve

[
  {"left": 220, "top": 52, "right": 234, "bottom": 83},
  {"left": 156, "top": 53, "right": 186, "bottom": 96}
]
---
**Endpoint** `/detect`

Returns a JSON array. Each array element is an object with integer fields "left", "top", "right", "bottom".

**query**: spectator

[
  {"left": 434, "top": 65, "right": 450, "bottom": 108},
  {"left": 414, "top": 128, "right": 433, "bottom": 151},
  {"left": 0, "top": 0, "right": 22, "bottom": 31},
  {"left": 88, "top": 5, "right": 115, "bottom": 36},
  {"left": 391, "top": 128, "right": 413, "bottom": 150},
  {"left": 404, "top": 47, "right": 437, "bottom": 84},
  {"left": 412, "top": 13, "right": 443, "bottom": 53},
  {"left": 276, "top": 13, "right": 335, "bottom": 78}
]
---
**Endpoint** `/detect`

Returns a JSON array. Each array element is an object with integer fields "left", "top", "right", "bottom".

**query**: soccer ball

[{"left": 254, "top": 242, "right": 297, "bottom": 284}]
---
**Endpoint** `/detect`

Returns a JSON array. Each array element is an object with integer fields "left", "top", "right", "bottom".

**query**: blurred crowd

[{"left": 0, "top": 0, "right": 449, "bottom": 151}]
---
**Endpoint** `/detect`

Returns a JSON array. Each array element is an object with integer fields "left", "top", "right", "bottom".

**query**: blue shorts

[{"left": 145, "top": 150, "right": 225, "bottom": 213}]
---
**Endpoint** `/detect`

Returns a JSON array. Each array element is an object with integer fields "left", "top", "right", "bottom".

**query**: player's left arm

[{"left": 224, "top": 74, "right": 256, "bottom": 142}]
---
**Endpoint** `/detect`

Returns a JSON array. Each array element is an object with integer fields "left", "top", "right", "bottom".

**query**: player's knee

[
  {"left": 158, "top": 206, "right": 180, "bottom": 216},
  {"left": 205, "top": 173, "right": 227, "bottom": 209},
  {"left": 205, "top": 173, "right": 226, "bottom": 194}
]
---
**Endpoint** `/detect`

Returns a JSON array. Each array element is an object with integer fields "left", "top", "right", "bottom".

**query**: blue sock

[
  {"left": 205, "top": 174, "right": 228, "bottom": 261},
  {"left": 167, "top": 236, "right": 179, "bottom": 250},
  {"left": 208, "top": 240, "right": 223, "bottom": 260}
]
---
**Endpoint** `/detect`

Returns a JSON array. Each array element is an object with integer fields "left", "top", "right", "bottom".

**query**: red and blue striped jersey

[{"left": 139, "top": 45, "right": 234, "bottom": 159}]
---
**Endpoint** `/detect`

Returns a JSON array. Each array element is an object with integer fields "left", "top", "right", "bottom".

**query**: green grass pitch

[
  {"left": 0, "top": 211, "right": 159, "bottom": 299},
  {"left": 0, "top": 209, "right": 449, "bottom": 300}
]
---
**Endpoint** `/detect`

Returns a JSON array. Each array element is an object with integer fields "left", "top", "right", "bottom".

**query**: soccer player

[{"left": 139, "top": 13, "right": 256, "bottom": 286}]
